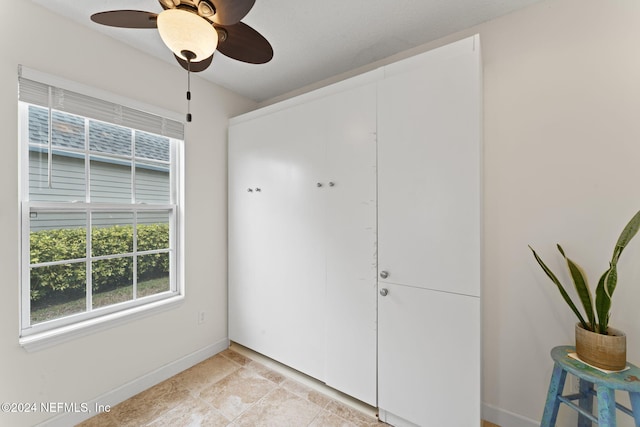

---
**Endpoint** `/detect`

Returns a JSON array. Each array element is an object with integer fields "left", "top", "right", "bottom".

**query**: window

[{"left": 18, "top": 72, "right": 184, "bottom": 344}]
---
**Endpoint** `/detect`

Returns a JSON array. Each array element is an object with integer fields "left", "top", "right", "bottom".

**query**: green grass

[{"left": 31, "top": 276, "right": 170, "bottom": 324}]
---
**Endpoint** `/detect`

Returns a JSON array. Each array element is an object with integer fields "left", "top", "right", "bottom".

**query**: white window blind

[{"left": 18, "top": 74, "right": 184, "bottom": 140}]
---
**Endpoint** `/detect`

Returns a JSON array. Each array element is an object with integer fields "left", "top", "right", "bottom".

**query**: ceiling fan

[{"left": 91, "top": 0, "right": 273, "bottom": 121}]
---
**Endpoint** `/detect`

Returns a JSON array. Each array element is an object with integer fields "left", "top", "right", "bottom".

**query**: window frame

[{"left": 17, "top": 70, "right": 185, "bottom": 350}]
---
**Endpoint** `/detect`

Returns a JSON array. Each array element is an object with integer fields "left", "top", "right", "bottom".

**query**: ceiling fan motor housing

[
  {"left": 198, "top": 1, "right": 216, "bottom": 17},
  {"left": 159, "top": 0, "right": 181, "bottom": 9},
  {"left": 159, "top": 0, "right": 216, "bottom": 20}
]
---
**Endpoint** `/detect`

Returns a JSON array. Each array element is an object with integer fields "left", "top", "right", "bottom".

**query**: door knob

[
  {"left": 380, "top": 271, "right": 389, "bottom": 279},
  {"left": 317, "top": 183, "right": 323, "bottom": 187},
  {"left": 255, "top": 188, "right": 261, "bottom": 192},
  {"left": 247, "top": 188, "right": 253, "bottom": 192},
  {"left": 380, "top": 288, "right": 389, "bottom": 297},
  {"left": 329, "top": 182, "right": 335, "bottom": 187}
]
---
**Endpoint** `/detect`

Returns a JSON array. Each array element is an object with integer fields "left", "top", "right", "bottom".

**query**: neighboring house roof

[{"left": 28, "top": 105, "right": 170, "bottom": 163}]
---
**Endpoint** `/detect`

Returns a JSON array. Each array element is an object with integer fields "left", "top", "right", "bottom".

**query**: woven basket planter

[{"left": 575, "top": 323, "right": 626, "bottom": 371}]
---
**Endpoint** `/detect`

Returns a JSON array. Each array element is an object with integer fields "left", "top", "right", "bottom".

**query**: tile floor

[
  {"left": 77, "top": 344, "right": 500, "bottom": 427},
  {"left": 77, "top": 345, "right": 385, "bottom": 427}
]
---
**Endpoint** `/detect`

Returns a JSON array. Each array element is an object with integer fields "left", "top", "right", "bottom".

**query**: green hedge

[{"left": 30, "top": 223, "right": 169, "bottom": 303}]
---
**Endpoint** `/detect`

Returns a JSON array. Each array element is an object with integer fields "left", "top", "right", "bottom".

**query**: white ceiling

[{"left": 32, "top": 0, "right": 543, "bottom": 102}]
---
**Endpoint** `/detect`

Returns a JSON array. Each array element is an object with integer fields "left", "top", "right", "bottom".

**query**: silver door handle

[
  {"left": 380, "top": 288, "right": 389, "bottom": 297},
  {"left": 380, "top": 271, "right": 389, "bottom": 279}
]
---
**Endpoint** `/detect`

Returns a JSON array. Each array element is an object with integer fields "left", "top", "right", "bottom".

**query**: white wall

[
  {"left": 262, "top": 1, "right": 640, "bottom": 425},
  {"left": 480, "top": 1, "right": 640, "bottom": 425},
  {"left": 0, "top": 2, "right": 255, "bottom": 426}
]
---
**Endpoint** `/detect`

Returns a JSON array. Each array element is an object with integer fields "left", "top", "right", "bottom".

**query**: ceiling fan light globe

[{"left": 157, "top": 9, "right": 218, "bottom": 61}]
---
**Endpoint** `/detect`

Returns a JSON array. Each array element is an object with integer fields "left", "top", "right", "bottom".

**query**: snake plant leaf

[
  {"left": 605, "top": 264, "right": 618, "bottom": 299},
  {"left": 528, "top": 245, "right": 590, "bottom": 330},
  {"left": 612, "top": 210, "right": 640, "bottom": 263},
  {"left": 595, "top": 269, "right": 612, "bottom": 334},
  {"left": 557, "top": 244, "right": 595, "bottom": 329}
]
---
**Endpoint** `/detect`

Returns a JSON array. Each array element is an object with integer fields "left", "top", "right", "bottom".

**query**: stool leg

[
  {"left": 541, "top": 363, "right": 567, "bottom": 427},
  {"left": 578, "top": 379, "right": 594, "bottom": 427},
  {"left": 629, "top": 392, "right": 640, "bottom": 427},
  {"left": 596, "top": 387, "right": 616, "bottom": 427}
]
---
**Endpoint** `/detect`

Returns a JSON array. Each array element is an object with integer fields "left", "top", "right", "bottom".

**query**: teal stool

[{"left": 542, "top": 346, "right": 640, "bottom": 426}]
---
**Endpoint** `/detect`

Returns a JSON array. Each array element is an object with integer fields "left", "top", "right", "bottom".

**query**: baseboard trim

[
  {"left": 378, "top": 408, "right": 420, "bottom": 427},
  {"left": 36, "top": 338, "right": 229, "bottom": 427},
  {"left": 482, "top": 402, "right": 539, "bottom": 427}
]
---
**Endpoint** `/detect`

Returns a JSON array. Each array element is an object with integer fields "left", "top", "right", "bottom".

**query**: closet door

[
  {"left": 228, "top": 114, "right": 283, "bottom": 357},
  {"left": 377, "top": 35, "right": 481, "bottom": 426},
  {"left": 230, "top": 77, "right": 379, "bottom": 396},
  {"left": 323, "top": 83, "right": 377, "bottom": 405},
  {"left": 377, "top": 37, "right": 481, "bottom": 297},
  {"left": 229, "top": 100, "right": 327, "bottom": 379},
  {"left": 378, "top": 283, "right": 480, "bottom": 427}
]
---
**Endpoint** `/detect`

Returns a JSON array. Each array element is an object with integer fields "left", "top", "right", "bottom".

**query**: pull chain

[
  {"left": 186, "top": 58, "right": 192, "bottom": 122},
  {"left": 181, "top": 50, "right": 196, "bottom": 122}
]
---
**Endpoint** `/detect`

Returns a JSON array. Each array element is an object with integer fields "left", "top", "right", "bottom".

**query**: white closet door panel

[
  {"left": 378, "top": 283, "right": 480, "bottom": 427},
  {"left": 229, "top": 113, "right": 286, "bottom": 359},
  {"left": 229, "top": 119, "right": 283, "bottom": 354},
  {"left": 229, "top": 102, "right": 327, "bottom": 380},
  {"left": 274, "top": 101, "right": 327, "bottom": 379},
  {"left": 323, "top": 84, "right": 378, "bottom": 405},
  {"left": 378, "top": 48, "right": 481, "bottom": 297}
]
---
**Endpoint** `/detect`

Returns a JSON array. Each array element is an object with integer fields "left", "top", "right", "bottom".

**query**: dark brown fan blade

[
  {"left": 90, "top": 10, "right": 158, "bottom": 29},
  {"left": 211, "top": 0, "right": 255, "bottom": 26},
  {"left": 174, "top": 54, "right": 214, "bottom": 72},
  {"left": 216, "top": 22, "right": 273, "bottom": 64}
]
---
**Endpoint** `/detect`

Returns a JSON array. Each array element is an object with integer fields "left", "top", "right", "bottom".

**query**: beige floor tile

[
  {"left": 109, "top": 378, "right": 190, "bottom": 427},
  {"left": 221, "top": 348, "right": 252, "bottom": 366},
  {"left": 173, "top": 354, "right": 239, "bottom": 393},
  {"left": 230, "top": 387, "right": 323, "bottom": 427},
  {"left": 245, "top": 360, "right": 287, "bottom": 385},
  {"left": 146, "top": 397, "right": 229, "bottom": 427},
  {"left": 308, "top": 409, "right": 358, "bottom": 427},
  {"left": 325, "top": 400, "right": 380, "bottom": 427},
  {"left": 76, "top": 347, "right": 488, "bottom": 427},
  {"left": 75, "top": 410, "right": 119, "bottom": 427},
  {"left": 199, "top": 367, "right": 277, "bottom": 420},
  {"left": 281, "top": 378, "right": 332, "bottom": 408}
]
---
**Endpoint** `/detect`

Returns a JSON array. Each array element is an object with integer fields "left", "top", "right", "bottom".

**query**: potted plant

[{"left": 529, "top": 210, "right": 640, "bottom": 371}]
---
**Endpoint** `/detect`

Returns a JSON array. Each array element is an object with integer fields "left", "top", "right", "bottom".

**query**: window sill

[{"left": 19, "top": 295, "right": 184, "bottom": 352}]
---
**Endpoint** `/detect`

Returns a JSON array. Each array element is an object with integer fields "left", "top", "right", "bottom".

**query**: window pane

[
  {"left": 135, "top": 131, "right": 170, "bottom": 162},
  {"left": 138, "top": 212, "right": 170, "bottom": 251},
  {"left": 89, "top": 121, "right": 131, "bottom": 157},
  {"left": 29, "top": 151, "right": 86, "bottom": 202},
  {"left": 135, "top": 162, "right": 170, "bottom": 204},
  {"left": 30, "top": 212, "right": 86, "bottom": 264},
  {"left": 21, "top": 92, "right": 180, "bottom": 334},
  {"left": 90, "top": 156, "right": 132, "bottom": 203},
  {"left": 52, "top": 111, "right": 85, "bottom": 150},
  {"left": 28, "top": 105, "right": 49, "bottom": 146},
  {"left": 138, "top": 253, "right": 170, "bottom": 298},
  {"left": 91, "top": 213, "right": 134, "bottom": 257},
  {"left": 92, "top": 257, "right": 133, "bottom": 308},
  {"left": 30, "top": 263, "right": 87, "bottom": 324}
]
